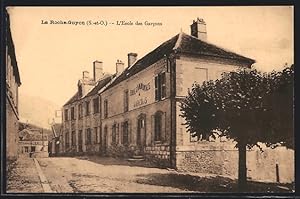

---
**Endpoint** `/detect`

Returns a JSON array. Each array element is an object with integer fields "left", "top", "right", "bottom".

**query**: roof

[
  {"left": 63, "top": 92, "right": 80, "bottom": 106},
  {"left": 7, "top": 12, "right": 21, "bottom": 85},
  {"left": 85, "top": 74, "right": 115, "bottom": 97},
  {"left": 105, "top": 32, "right": 255, "bottom": 91},
  {"left": 63, "top": 74, "right": 114, "bottom": 107},
  {"left": 19, "top": 129, "right": 48, "bottom": 141}
]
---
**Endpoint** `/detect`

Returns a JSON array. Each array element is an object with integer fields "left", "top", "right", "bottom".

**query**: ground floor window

[
  {"left": 31, "top": 146, "right": 36, "bottom": 152},
  {"left": 154, "top": 112, "right": 163, "bottom": 141},
  {"left": 94, "top": 127, "right": 98, "bottom": 144},
  {"left": 71, "top": 131, "right": 76, "bottom": 146},
  {"left": 86, "top": 128, "right": 92, "bottom": 145},
  {"left": 65, "top": 132, "right": 70, "bottom": 148},
  {"left": 122, "top": 121, "right": 129, "bottom": 145},
  {"left": 112, "top": 124, "right": 117, "bottom": 145}
]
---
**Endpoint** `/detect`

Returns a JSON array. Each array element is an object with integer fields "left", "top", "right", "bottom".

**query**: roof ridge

[{"left": 184, "top": 33, "right": 255, "bottom": 62}]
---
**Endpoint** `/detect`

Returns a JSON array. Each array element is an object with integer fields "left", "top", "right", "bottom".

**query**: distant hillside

[{"left": 19, "top": 93, "right": 61, "bottom": 129}]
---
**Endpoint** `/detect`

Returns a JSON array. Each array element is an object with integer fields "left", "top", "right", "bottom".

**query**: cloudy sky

[{"left": 8, "top": 6, "right": 293, "bottom": 108}]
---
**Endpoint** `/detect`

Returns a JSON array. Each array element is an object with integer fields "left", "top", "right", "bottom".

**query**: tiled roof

[
  {"left": 85, "top": 74, "right": 114, "bottom": 97},
  {"left": 63, "top": 92, "right": 80, "bottom": 106},
  {"left": 104, "top": 32, "right": 255, "bottom": 91},
  {"left": 63, "top": 74, "right": 114, "bottom": 106},
  {"left": 7, "top": 13, "right": 21, "bottom": 85}
]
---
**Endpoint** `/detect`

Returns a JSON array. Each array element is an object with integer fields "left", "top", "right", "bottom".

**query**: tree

[{"left": 180, "top": 65, "right": 294, "bottom": 191}]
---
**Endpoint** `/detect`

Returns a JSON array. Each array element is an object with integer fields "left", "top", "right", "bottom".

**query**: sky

[{"left": 8, "top": 6, "right": 294, "bottom": 108}]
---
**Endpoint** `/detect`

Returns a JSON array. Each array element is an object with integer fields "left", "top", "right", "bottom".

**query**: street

[{"left": 7, "top": 156, "right": 294, "bottom": 193}]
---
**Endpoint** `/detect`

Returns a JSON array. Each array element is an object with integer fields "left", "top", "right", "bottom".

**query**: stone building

[
  {"left": 61, "top": 18, "right": 294, "bottom": 183},
  {"left": 6, "top": 12, "right": 21, "bottom": 162},
  {"left": 61, "top": 61, "right": 115, "bottom": 156},
  {"left": 18, "top": 128, "right": 49, "bottom": 158}
]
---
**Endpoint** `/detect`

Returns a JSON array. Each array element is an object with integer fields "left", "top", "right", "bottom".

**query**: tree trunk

[{"left": 238, "top": 142, "right": 247, "bottom": 192}]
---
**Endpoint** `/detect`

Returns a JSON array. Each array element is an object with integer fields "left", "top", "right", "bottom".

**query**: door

[
  {"left": 78, "top": 130, "right": 83, "bottom": 152},
  {"left": 103, "top": 126, "right": 108, "bottom": 155},
  {"left": 137, "top": 115, "right": 146, "bottom": 152}
]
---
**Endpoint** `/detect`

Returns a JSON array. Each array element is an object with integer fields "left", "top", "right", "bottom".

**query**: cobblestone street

[
  {"left": 6, "top": 156, "right": 293, "bottom": 193},
  {"left": 6, "top": 156, "right": 295, "bottom": 193},
  {"left": 6, "top": 156, "right": 43, "bottom": 193}
]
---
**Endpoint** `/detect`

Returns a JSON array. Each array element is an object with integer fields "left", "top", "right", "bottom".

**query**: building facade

[
  {"left": 19, "top": 128, "right": 49, "bottom": 158},
  {"left": 6, "top": 12, "right": 21, "bottom": 161},
  {"left": 61, "top": 18, "right": 294, "bottom": 183}
]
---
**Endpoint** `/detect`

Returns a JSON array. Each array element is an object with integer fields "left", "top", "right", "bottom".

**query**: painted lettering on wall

[
  {"left": 130, "top": 82, "right": 150, "bottom": 96},
  {"left": 133, "top": 97, "right": 148, "bottom": 108}
]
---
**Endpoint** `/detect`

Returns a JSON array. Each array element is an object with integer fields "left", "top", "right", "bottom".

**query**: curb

[{"left": 33, "top": 158, "right": 56, "bottom": 193}]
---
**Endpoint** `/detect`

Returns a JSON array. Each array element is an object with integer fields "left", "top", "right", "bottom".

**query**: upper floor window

[
  {"left": 78, "top": 103, "right": 83, "bottom": 119},
  {"left": 85, "top": 101, "right": 90, "bottom": 116},
  {"left": 64, "top": 109, "right": 69, "bottom": 121},
  {"left": 124, "top": 90, "right": 129, "bottom": 112},
  {"left": 71, "top": 106, "right": 75, "bottom": 120},
  {"left": 104, "top": 99, "right": 108, "bottom": 118},
  {"left": 155, "top": 72, "right": 166, "bottom": 101},
  {"left": 93, "top": 97, "right": 99, "bottom": 114}
]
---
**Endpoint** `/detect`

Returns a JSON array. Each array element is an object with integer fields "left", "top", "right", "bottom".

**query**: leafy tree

[{"left": 180, "top": 65, "right": 294, "bottom": 191}]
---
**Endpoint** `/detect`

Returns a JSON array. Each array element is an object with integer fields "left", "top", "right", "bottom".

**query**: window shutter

[
  {"left": 163, "top": 112, "right": 167, "bottom": 142},
  {"left": 151, "top": 115, "right": 154, "bottom": 143},
  {"left": 157, "top": 74, "right": 162, "bottom": 100},
  {"left": 161, "top": 72, "right": 166, "bottom": 99},
  {"left": 129, "top": 121, "right": 132, "bottom": 144},
  {"left": 155, "top": 75, "right": 158, "bottom": 101}
]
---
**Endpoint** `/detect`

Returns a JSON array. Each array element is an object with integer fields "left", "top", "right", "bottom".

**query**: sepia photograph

[{"left": 4, "top": 6, "right": 294, "bottom": 195}]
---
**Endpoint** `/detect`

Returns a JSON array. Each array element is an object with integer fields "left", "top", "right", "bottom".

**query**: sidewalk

[{"left": 6, "top": 156, "right": 44, "bottom": 193}]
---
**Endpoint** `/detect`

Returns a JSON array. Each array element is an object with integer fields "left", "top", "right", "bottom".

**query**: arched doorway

[{"left": 137, "top": 114, "right": 146, "bottom": 153}]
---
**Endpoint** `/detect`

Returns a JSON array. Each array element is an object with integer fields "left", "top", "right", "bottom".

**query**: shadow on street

[
  {"left": 74, "top": 155, "right": 159, "bottom": 169},
  {"left": 135, "top": 173, "right": 294, "bottom": 193}
]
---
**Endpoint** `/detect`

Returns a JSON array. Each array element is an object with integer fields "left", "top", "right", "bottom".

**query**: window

[
  {"left": 65, "top": 132, "right": 70, "bottom": 148},
  {"left": 71, "top": 131, "right": 76, "bottom": 146},
  {"left": 71, "top": 107, "right": 75, "bottom": 120},
  {"left": 85, "top": 101, "right": 90, "bottom": 116},
  {"left": 93, "top": 97, "right": 99, "bottom": 114},
  {"left": 64, "top": 109, "right": 69, "bottom": 121},
  {"left": 94, "top": 127, "right": 98, "bottom": 144},
  {"left": 31, "top": 146, "right": 36, "bottom": 152},
  {"left": 112, "top": 124, "right": 117, "bottom": 145},
  {"left": 124, "top": 90, "right": 129, "bottom": 112},
  {"left": 154, "top": 112, "right": 162, "bottom": 141},
  {"left": 122, "top": 121, "right": 129, "bottom": 145},
  {"left": 155, "top": 72, "right": 166, "bottom": 101},
  {"left": 78, "top": 103, "right": 83, "bottom": 119},
  {"left": 104, "top": 99, "right": 108, "bottom": 118},
  {"left": 24, "top": 146, "right": 28, "bottom": 153},
  {"left": 86, "top": 128, "right": 92, "bottom": 145}
]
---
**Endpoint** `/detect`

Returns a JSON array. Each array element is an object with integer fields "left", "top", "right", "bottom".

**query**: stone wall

[
  {"left": 176, "top": 146, "right": 294, "bottom": 183},
  {"left": 6, "top": 98, "right": 19, "bottom": 161}
]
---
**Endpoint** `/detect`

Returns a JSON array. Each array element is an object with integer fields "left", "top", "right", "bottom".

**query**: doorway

[{"left": 137, "top": 114, "right": 146, "bottom": 153}]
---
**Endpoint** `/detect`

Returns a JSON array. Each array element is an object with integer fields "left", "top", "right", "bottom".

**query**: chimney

[
  {"left": 191, "top": 18, "right": 207, "bottom": 41},
  {"left": 128, "top": 52, "right": 138, "bottom": 67},
  {"left": 93, "top": 60, "right": 104, "bottom": 81},
  {"left": 116, "top": 59, "right": 125, "bottom": 76},
  {"left": 82, "top": 71, "right": 90, "bottom": 81}
]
